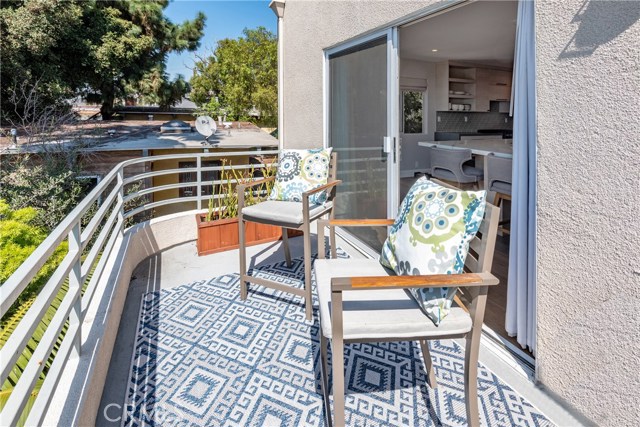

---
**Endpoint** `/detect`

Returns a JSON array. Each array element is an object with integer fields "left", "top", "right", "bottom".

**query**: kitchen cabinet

[
  {"left": 476, "top": 68, "right": 512, "bottom": 111},
  {"left": 436, "top": 62, "right": 477, "bottom": 111},
  {"left": 437, "top": 62, "right": 512, "bottom": 112}
]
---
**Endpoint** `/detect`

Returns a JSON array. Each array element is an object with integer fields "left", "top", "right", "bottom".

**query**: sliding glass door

[{"left": 325, "top": 29, "right": 399, "bottom": 251}]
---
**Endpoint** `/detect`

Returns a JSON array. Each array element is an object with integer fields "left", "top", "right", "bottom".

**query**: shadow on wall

[{"left": 558, "top": 0, "right": 640, "bottom": 59}]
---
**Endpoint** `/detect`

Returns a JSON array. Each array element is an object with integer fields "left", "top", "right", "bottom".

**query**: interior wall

[
  {"left": 399, "top": 58, "right": 438, "bottom": 177},
  {"left": 535, "top": 1, "right": 640, "bottom": 425}
]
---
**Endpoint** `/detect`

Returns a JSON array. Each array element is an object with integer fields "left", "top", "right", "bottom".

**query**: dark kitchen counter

[{"left": 435, "top": 129, "right": 512, "bottom": 141}]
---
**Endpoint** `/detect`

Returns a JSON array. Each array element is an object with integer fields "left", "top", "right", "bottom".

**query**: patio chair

[
  {"left": 486, "top": 153, "right": 512, "bottom": 234},
  {"left": 429, "top": 146, "right": 484, "bottom": 189},
  {"left": 315, "top": 179, "right": 500, "bottom": 427},
  {"left": 237, "top": 152, "right": 340, "bottom": 320}
]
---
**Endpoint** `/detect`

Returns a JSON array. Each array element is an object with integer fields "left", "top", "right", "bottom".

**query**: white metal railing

[{"left": 0, "top": 148, "right": 278, "bottom": 425}]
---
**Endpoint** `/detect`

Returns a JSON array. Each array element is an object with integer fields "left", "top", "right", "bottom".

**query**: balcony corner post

[
  {"left": 197, "top": 155, "right": 202, "bottom": 210},
  {"left": 117, "top": 168, "right": 125, "bottom": 235},
  {"left": 69, "top": 221, "right": 82, "bottom": 358}
]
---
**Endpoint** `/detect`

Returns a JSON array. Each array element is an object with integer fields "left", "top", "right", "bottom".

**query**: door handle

[{"left": 383, "top": 136, "right": 393, "bottom": 153}]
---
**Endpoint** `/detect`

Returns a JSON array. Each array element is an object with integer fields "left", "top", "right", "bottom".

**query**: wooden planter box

[{"left": 196, "top": 214, "right": 289, "bottom": 256}]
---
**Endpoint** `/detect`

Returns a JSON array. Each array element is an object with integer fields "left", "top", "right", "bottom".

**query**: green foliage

[
  {"left": 0, "top": 156, "right": 87, "bottom": 231},
  {"left": 128, "top": 68, "right": 191, "bottom": 110},
  {"left": 206, "top": 158, "right": 276, "bottom": 222},
  {"left": 191, "top": 27, "right": 277, "bottom": 126},
  {"left": 0, "top": 0, "right": 206, "bottom": 120},
  {"left": 403, "top": 90, "right": 423, "bottom": 133},
  {"left": 0, "top": 199, "right": 68, "bottom": 316}
]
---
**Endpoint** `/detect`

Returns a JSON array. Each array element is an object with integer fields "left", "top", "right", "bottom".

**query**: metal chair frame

[{"left": 237, "top": 152, "right": 340, "bottom": 320}]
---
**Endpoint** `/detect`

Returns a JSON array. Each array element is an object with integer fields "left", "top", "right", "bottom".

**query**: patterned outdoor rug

[{"left": 124, "top": 251, "right": 552, "bottom": 427}]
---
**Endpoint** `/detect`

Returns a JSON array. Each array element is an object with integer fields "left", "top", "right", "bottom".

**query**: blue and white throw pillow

[
  {"left": 380, "top": 177, "right": 486, "bottom": 326},
  {"left": 269, "top": 148, "right": 332, "bottom": 205}
]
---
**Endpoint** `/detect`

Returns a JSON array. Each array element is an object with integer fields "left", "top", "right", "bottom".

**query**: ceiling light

[{"left": 431, "top": 49, "right": 438, "bottom": 52}]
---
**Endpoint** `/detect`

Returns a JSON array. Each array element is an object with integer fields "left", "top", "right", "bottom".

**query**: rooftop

[{"left": 0, "top": 120, "right": 278, "bottom": 153}]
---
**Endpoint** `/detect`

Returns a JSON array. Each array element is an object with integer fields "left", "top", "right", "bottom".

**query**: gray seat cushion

[
  {"left": 462, "top": 164, "right": 484, "bottom": 178},
  {"left": 315, "top": 259, "right": 472, "bottom": 340},
  {"left": 489, "top": 180, "right": 512, "bottom": 195},
  {"left": 241, "top": 200, "right": 332, "bottom": 225}
]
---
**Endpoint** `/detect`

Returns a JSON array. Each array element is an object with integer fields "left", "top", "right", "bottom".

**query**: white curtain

[{"left": 506, "top": 0, "right": 537, "bottom": 354}]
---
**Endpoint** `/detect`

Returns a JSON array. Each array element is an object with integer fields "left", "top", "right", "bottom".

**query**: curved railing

[{"left": 0, "top": 148, "right": 278, "bottom": 425}]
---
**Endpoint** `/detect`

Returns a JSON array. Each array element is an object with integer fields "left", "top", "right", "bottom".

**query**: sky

[{"left": 164, "top": 0, "right": 277, "bottom": 79}]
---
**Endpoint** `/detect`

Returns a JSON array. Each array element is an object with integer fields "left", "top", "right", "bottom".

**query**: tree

[
  {"left": 0, "top": 0, "right": 206, "bottom": 120},
  {"left": 190, "top": 27, "right": 277, "bottom": 126},
  {"left": 127, "top": 67, "right": 190, "bottom": 110},
  {"left": 0, "top": 81, "right": 96, "bottom": 231}
]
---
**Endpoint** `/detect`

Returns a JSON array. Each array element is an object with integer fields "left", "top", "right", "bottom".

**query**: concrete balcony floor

[{"left": 96, "top": 236, "right": 580, "bottom": 426}]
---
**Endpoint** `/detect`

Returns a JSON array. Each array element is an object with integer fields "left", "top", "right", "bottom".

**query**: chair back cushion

[
  {"left": 380, "top": 177, "right": 486, "bottom": 325},
  {"left": 268, "top": 148, "right": 332, "bottom": 204}
]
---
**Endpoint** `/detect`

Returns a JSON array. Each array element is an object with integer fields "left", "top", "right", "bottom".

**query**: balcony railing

[{"left": 0, "top": 148, "right": 278, "bottom": 425}]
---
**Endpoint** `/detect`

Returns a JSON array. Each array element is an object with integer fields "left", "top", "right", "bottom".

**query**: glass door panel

[{"left": 328, "top": 35, "right": 394, "bottom": 251}]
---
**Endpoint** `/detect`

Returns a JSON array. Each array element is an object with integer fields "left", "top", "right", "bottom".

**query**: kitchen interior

[{"left": 397, "top": 1, "right": 529, "bottom": 356}]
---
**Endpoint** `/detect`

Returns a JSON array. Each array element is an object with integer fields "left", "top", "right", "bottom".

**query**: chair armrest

[
  {"left": 330, "top": 272, "right": 498, "bottom": 292},
  {"left": 302, "top": 180, "right": 342, "bottom": 199},
  {"left": 237, "top": 176, "right": 275, "bottom": 210},
  {"left": 319, "top": 218, "right": 395, "bottom": 228}
]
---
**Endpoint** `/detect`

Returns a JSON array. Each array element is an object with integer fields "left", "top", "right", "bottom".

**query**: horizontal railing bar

[
  {"left": 0, "top": 249, "right": 78, "bottom": 385},
  {"left": 200, "top": 162, "right": 273, "bottom": 172},
  {"left": 0, "top": 287, "right": 80, "bottom": 427},
  {"left": 123, "top": 196, "right": 199, "bottom": 219},
  {"left": 118, "top": 149, "right": 279, "bottom": 170},
  {"left": 122, "top": 177, "right": 270, "bottom": 203},
  {"left": 80, "top": 187, "right": 119, "bottom": 249},
  {"left": 122, "top": 163, "right": 272, "bottom": 185},
  {"left": 81, "top": 218, "right": 122, "bottom": 314},
  {"left": 80, "top": 202, "right": 122, "bottom": 281},
  {"left": 23, "top": 321, "right": 79, "bottom": 427}
]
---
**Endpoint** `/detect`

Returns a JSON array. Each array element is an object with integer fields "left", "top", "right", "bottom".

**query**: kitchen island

[{"left": 418, "top": 138, "right": 513, "bottom": 158}]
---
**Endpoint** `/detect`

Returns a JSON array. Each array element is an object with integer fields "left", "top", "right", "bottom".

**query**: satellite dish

[{"left": 195, "top": 116, "right": 217, "bottom": 143}]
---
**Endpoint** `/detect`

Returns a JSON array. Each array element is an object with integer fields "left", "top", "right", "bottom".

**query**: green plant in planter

[{"left": 205, "top": 158, "right": 276, "bottom": 222}]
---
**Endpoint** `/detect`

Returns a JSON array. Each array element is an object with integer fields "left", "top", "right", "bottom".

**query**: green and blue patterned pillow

[
  {"left": 380, "top": 177, "right": 486, "bottom": 326},
  {"left": 269, "top": 148, "right": 332, "bottom": 205}
]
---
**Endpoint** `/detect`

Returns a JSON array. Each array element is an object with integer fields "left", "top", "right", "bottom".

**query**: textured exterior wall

[
  {"left": 281, "top": 0, "right": 433, "bottom": 148},
  {"left": 535, "top": 1, "right": 640, "bottom": 425}
]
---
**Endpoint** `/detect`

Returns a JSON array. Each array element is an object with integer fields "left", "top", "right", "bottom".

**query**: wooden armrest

[
  {"left": 302, "top": 180, "right": 342, "bottom": 198},
  {"left": 236, "top": 176, "right": 275, "bottom": 192},
  {"left": 322, "top": 218, "right": 395, "bottom": 227},
  {"left": 330, "top": 272, "right": 498, "bottom": 292}
]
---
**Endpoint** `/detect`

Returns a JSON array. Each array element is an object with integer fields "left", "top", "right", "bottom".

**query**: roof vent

[{"left": 160, "top": 120, "right": 192, "bottom": 133}]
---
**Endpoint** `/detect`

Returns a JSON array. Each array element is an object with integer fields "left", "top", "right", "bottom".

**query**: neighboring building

[
  {"left": 1, "top": 120, "right": 279, "bottom": 217},
  {"left": 271, "top": 0, "right": 639, "bottom": 425}
]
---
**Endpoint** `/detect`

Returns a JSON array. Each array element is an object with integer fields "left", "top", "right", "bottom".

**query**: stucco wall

[
  {"left": 535, "top": 1, "right": 640, "bottom": 425},
  {"left": 281, "top": 0, "right": 433, "bottom": 149}
]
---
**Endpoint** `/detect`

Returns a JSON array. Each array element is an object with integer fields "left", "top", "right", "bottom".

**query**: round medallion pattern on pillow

[
  {"left": 302, "top": 152, "right": 329, "bottom": 183},
  {"left": 276, "top": 151, "right": 302, "bottom": 182}
]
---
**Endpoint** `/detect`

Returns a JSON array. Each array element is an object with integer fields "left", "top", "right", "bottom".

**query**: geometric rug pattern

[{"left": 124, "top": 251, "right": 553, "bottom": 427}]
